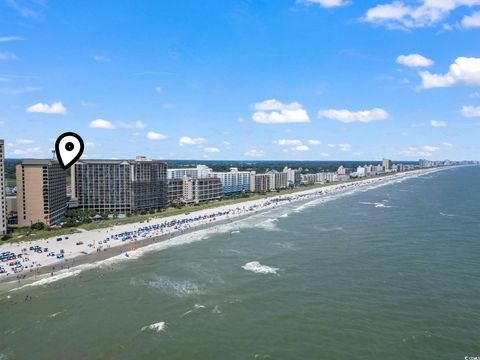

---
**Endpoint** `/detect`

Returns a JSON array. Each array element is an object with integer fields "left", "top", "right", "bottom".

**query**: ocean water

[{"left": 1, "top": 166, "right": 480, "bottom": 360}]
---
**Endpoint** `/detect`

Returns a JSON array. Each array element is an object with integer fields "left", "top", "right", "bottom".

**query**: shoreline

[{"left": 0, "top": 167, "right": 457, "bottom": 287}]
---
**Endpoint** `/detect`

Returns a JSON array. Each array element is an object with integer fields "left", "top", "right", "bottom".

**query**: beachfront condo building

[
  {"left": 250, "top": 172, "right": 271, "bottom": 193},
  {"left": 16, "top": 159, "right": 67, "bottom": 227},
  {"left": 167, "top": 165, "right": 212, "bottom": 180},
  {"left": 210, "top": 168, "right": 251, "bottom": 195},
  {"left": 267, "top": 170, "right": 288, "bottom": 190},
  {"left": 72, "top": 157, "right": 168, "bottom": 213},
  {"left": 168, "top": 176, "right": 222, "bottom": 204},
  {"left": 382, "top": 158, "right": 392, "bottom": 171},
  {"left": 0, "top": 140, "right": 6, "bottom": 234},
  {"left": 282, "top": 167, "right": 301, "bottom": 186}
]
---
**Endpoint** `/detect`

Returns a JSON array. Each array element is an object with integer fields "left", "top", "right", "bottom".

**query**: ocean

[{"left": 1, "top": 166, "right": 479, "bottom": 360}]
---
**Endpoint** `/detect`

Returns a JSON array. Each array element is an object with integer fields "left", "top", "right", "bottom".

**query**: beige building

[
  {"left": 250, "top": 172, "right": 271, "bottom": 193},
  {"left": 168, "top": 176, "right": 222, "bottom": 204},
  {"left": 16, "top": 159, "right": 67, "bottom": 227},
  {"left": 0, "top": 140, "right": 6, "bottom": 234}
]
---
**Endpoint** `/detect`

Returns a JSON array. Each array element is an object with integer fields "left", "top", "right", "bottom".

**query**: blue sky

[{"left": 1, "top": 0, "right": 480, "bottom": 161}]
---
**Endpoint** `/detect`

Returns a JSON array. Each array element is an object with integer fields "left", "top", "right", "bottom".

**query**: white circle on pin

[{"left": 55, "top": 132, "right": 85, "bottom": 170}]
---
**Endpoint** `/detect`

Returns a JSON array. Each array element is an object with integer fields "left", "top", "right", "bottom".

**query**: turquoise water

[{"left": 1, "top": 167, "right": 479, "bottom": 359}]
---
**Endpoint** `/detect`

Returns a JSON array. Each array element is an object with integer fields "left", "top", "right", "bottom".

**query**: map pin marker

[{"left": 55, "top": 132, "right": 85, "bottom": 170}]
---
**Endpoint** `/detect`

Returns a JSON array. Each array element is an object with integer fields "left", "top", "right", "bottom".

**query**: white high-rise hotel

[{"left": 0, "top": 140, "right": 7, "bottom": 234}]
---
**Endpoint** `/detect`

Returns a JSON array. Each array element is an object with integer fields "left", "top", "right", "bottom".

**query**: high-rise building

[
  {"left": 282, "top": 167, "right": 301, "bottom": 186},
  {"left": 337, "top": 166, "right": 347, "bottom": 176},
  {"left": 210, "top": 168, "right": 251, "bottom": 194},
  {"left": 382, "top": 158, "right": 392, "bottom": 171},
  {"left": 250, "top": 172, "right": 271, "bottom": 193},
  {"left": 72, "top": 157, "right": 167, "bottom": 213},
  {"left": 16, "top": 159, "right": 67, "bottom": 227},
  {"left": 267, "top": 170, "right": 288, "bottom": 190},
  {"left": 168, "top": 176, "right": 222, "bottom": 204},
  {"left": 0, "top": 140, "right": 6, "bottom": 234},
  {"left": 167, "top": 165, "right": 212, "bottom": 179}
]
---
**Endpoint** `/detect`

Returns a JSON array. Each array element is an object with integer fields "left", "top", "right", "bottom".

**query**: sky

[{"left": 1, "top": 0, "right": 480, "bottom": 161}]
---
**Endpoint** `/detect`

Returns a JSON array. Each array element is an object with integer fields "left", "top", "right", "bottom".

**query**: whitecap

[
  {"left": 141, "top": 321, "right": 167, "bottom": 333},
  {"left": 181, "top": 304, "right": 206, "bottom": 317},
  {"left": 242, "top": 261, "right": 279, "bottom": 275}
]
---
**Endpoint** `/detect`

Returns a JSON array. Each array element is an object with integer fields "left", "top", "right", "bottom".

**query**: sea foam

[
  {"left": 242, "top": 261, "right": 279, "bottom": 275},
  {"left": 141, "top": 321, "right": 167, "bottom": 333}
]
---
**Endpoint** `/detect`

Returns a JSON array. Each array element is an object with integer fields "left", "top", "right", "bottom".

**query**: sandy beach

[{"left": 0, "top": 167, "right": 451, "bottom": 286}]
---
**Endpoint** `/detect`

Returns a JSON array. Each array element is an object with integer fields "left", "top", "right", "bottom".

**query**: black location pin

[{"left": 55, "top": 132, "right": 85, "bottom": 170}]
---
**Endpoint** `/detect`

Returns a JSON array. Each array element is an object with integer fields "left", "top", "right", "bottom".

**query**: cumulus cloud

[
  {"left": 204, "top": 147, "right": 220, "bottom": 153},
  {"left": 461, "top": 10, "right": 480, "bottom": 28},
  {"left": 338, "top": 143, "right": 352, "bottom": 151},
  {"left": 26, "top": 101, "right": 67, "bottom": 115},
  {"left": 12, "top": 147, "right": 42, "bottom": 156},
  {"left": 308, "top": 139, "right": 322, "bottom": 145},
  {"left": 298, "top": 0, "right": 349, "bottom": 8},
  {"left": 252, "top": 99, "right": 310, "bottom": 124},
  {"left": 420, "top": 57, "right": 480, "bottom": 88},
  {"left": 400, "top": 145, "right": 440, "bottom": 157},
  {"left": 119, "top": 120, "right": 147, "bottom": 129},
  {"left": 147, "top": 131, "right": 167, "bottom": 140},
  {"left": 430, "top": 120, "right": 447, "bottom": 127},
  {"left": 179, "top": 136, "right": 205, "bottom": 146},
  {"left": 364, "top": 0, "right": 480, "bottom": 29},
  {"left": 244, "top": 147, "right": 266, "bottom": 157},
  {"left": 318, "top": 107, "right": 389, "bottom": 123},
  {"left": 461, "top": 105, "right": 480, "bottom": 117},
  {"left": 442, "top": 142, "right": 454, "bottom": 148},
  {"left": 292, "top": 145, "right": 310, "bottom": 152},
  {"left": 397, "top": 54, "right": 433, "bottom": 67},
  {"left": 90, "top": 119, "right": 116, "bottom": 129},
  {"left": 93, "top": 55, "right": 111, "bottom": 62},
  {"left": 274, "top": 139, "right": 303, "bottom": 146}
]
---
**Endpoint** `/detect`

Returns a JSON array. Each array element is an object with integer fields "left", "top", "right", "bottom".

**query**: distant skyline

[{"left": 1, "top": 0, "right": 480, "bottom": 161}]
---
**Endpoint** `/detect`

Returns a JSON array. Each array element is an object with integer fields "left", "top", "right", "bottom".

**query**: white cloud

[
  {"left": 327, "top": 143, "right": 336, "bottom": 147},
  {"left": 298, "top": 0, "right": 349, "bottom": 8},
  {"left": 470, "top": 91, "right": 480, "bottom": 98},
  {"left": 26, "top": 101, "right": 67, "bottom": 115},
  {"left": 461, "top": 105, "right": 480, "bottom": 117},
  {"left": 16, "top": 139, "right": 34, "bottom": 144},
  {"left": 0, "top": 51, "right": 17, "bottom": 60},
  {"left": 252, "top": 99, "right": 310, "bottom": 124},
  {"left": 90, "top": 119, "right": 116, "bottom": 129},
  {"left": 147, "top": 131, "right": 167, "bottom": 140},
  {"left": 430, "top": 120, "right": 447, "bottom": 127},
  {"left": 364, "top": 0, "right": 480, "bottom": 29},
  {"left": 274, "top": 139, "right": 303, "bottom": 146},
  {"left": 292, "top": 145, "right": 310, "bottom": 152},
  {"left": 319, "top": 152, "right": 330, "bottom": 157},
  {"left": 318, "top": 107, "right": 389, "bottom": 123},
  {"left": 397, "top": 54, "right": 433, "bottom": 67},
  {"left": 179, "top": 136, "right": 205, "bottom": 146},
  {"left": 93, "top": 55, "right": 111, "bottom": 62},
  {"left": 0, "top": 36, "right": 23, "bottom": 43},
  {"left": 85, "top": 142, "right": 95, "bottom": 148},
  {"left": 461, "top": 10, "right": 480, "bottom": 27},
  {"left": 308, "top": 139, "right": 322, "bottom": 145},
  {"left": 12, "top": 147, "right": 42, "bottom": 156},
  {"left": 400, "top": 145, "right": 440, "bottom": 157},
  {"left": 338, "top": 143, "right": 352, "bottom": 152},
  {"left": 244, "top": 148, "right": 266, "bottom": 157},
  {"left": 237, "top": 117, "right": 245, "bottom": 123},
  {"left": 204, "top": 147, "right": 220, "bottom": 153},
  {"left": 155, "top": 86, "right": 162, "bottom": 94},
  {"left": 119, "top": 120, "right": 147, "bottom": 129},
  {"left": 420, "top": 57, "right": 480, "bottom": 88},
  {"left": 442, "top": 142, "right": 454, "bottom": 148}
]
